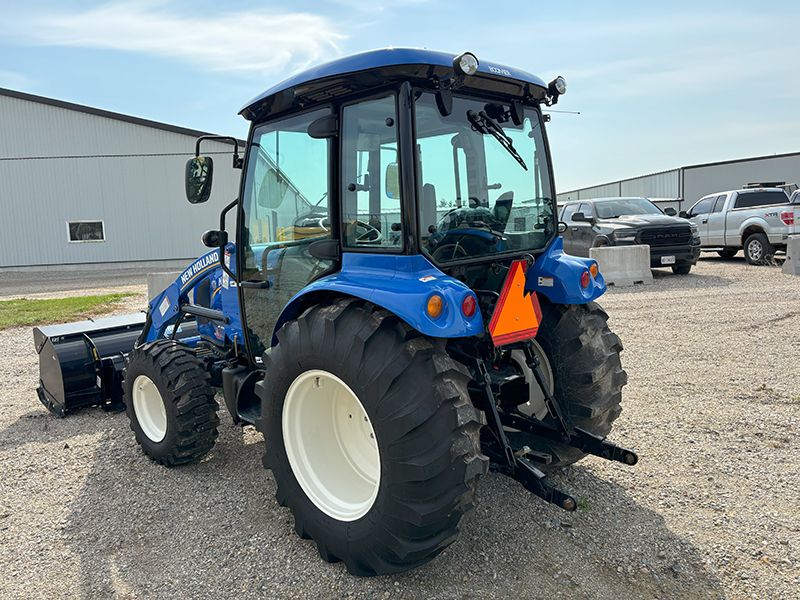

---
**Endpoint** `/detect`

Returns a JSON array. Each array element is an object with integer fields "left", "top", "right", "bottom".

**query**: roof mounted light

[
  {"left": 453, "top": 52, "right": 479, "bottom": 77},
  {"left": 546, "top": 76, "right": 567, "bottom": 105}
]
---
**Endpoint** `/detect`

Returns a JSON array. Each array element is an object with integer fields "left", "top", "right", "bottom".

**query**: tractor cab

[{"left": 187, "top": 48, "right": 582, "bottom": 363}]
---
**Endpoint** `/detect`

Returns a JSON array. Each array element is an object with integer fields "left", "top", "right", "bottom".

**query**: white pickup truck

[{"left": 681, "top": 187, "right": 796, "bottom": 265}]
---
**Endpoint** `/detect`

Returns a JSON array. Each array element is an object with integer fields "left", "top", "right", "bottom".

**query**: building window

[{"left": 67, "top": 221, "right": 105, "bottom": 242}]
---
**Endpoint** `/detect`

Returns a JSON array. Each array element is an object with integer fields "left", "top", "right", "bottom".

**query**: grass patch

[{"left": 0, "top": 294, "right": 134, "bottom": 330}]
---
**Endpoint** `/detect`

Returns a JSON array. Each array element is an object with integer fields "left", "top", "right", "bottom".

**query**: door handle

[{"left": 701, "top": 219, "right": 708, "bottom": 224}]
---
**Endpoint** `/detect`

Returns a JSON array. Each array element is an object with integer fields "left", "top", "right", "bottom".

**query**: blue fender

[
  {"left": 524, "top": 237, "right": 605, "bottom": 304},
  {"left": 273, "top": 253, "right": 484, "bottom": 341}
]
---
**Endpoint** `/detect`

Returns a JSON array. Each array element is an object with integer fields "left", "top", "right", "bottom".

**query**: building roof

[{"left": 0, "top": 86, "right": 235, "bottom": 143}]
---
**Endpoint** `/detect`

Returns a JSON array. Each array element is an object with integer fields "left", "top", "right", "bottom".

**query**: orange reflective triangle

[{"left": 488, "top": 260, "right": 542, "bottom": 347}]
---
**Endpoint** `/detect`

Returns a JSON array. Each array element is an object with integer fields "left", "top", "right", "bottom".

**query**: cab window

[{"left": 340, "top": 95, "right": 402, "bottom": 250}]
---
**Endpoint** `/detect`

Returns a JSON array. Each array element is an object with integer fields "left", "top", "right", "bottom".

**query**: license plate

[{"left": 661, "top": 255, "right": 676, "bottom": 265}]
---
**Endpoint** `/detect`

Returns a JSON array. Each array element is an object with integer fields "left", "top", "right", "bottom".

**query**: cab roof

[{"left": 239, "top": 48, "right": 549, "bottom": 123}]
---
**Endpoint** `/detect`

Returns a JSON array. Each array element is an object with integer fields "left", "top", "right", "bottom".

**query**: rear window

[{"left": 733, "top": 191, "right": 789, "bottom": 209}]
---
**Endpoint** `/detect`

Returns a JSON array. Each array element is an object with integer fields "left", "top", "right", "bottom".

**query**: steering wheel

[{"left": 350, "top": 220, "right": 383, "bottom": 244}]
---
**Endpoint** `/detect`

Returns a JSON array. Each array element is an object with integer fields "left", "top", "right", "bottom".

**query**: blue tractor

[{"left": 34, "top": 49, "right": 635, "bottom": 576}]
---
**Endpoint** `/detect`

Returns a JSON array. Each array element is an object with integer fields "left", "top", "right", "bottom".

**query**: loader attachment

[{"left": 33, "top": 314, "right": 199, "bottom": 417}]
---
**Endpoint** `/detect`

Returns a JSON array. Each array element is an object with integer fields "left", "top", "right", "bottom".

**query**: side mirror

[
  {"left": 557, "top": 222, "right": 568, "bottom": 234},
  {"left": 571, "top": 212, "right": 593, "bottom": 223},
  {"left": 186, "top": 157, "right": 214, "bottom": 204},
  {"left": 385, "top": 163, "right": 400, "bottom": 199},
  {"left": 679, "top": 210, "right": 689, "bottom": 218},
  {"left": 664, "top": 207, "right": 677, "bottom": 216}
]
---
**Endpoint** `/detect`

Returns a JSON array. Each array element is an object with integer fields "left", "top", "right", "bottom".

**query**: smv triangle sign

[{"left": 488, "top": 260, "right": 542, "bottom": 347}]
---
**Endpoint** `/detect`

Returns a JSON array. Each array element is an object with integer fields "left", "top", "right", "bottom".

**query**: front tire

[
  {"left": 506, "top": 298, "right": 627, "bottom": 470},
  {"left": 744, "top": 233, "right": 773, "bottom": 265},
  {"left": 255, "top": 299, "right": 488, "bottom": 576},
  {"left": 123, "top": 340, "right": 219, "bottom": 466},
  {"left": 717, "top": 249, "right": 737, "bottom": 258},
  {"left": 672, "top": 265, "right": 691, "bottom": 275}
]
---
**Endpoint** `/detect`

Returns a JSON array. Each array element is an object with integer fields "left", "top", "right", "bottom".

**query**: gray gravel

[{"left": 1, "top": 254, "right": 799, "bottom": 600}]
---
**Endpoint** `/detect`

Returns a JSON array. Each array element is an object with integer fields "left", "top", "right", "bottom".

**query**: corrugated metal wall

[
  {"left": 557, "top": 169, "right": 680, "bottom": 204},
  {"left": 559, "top": 153, "right": 799, "bottom": 210},
  {"left": 0, "top": 92, "right": 243, "bottom": 269},
  {"left": 683, "top": 154, "right": 800, "bottom": 205}
]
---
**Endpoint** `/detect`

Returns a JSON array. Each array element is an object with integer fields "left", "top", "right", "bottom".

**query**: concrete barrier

[
  {"left": 147, "top": 272, "right": 182, "bottom": 301},
  {"left": 782, "top": 235, "right": 800, "bottom": 276},
  {"left": 590, "top": 245, "right": 654, "bottom": 287}
]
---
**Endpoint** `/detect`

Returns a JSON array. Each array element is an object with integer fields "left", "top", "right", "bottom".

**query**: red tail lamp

[{"left": 462, "top": 295, "right": 477, "bottom": 318}]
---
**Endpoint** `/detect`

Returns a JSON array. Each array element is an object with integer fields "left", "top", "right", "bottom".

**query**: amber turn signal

[{"left": 427, "top": 295, "right": 444, "bottom": 318}]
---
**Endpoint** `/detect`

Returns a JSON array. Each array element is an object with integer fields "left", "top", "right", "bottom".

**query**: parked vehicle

[
  {"left": 560, "top": 197, "right": 701, "bottom": 274},
  {"left": 681, "top": 187, "right": 794, "bottom": 264},
  {"left": 33, "top": 48, "right": 638, "bottom": 577}
]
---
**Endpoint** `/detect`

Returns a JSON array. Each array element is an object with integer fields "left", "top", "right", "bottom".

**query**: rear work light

[{"left": 780, "top": 210, "right": 795, "bottom": 226}]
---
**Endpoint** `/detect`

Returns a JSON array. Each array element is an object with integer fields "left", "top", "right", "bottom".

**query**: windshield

[
  {"left": 414, "top": 93, "right": 555, "bottom": 264},
  {"left": 593, "top": 198, "right": 664, "bottom": 218}
]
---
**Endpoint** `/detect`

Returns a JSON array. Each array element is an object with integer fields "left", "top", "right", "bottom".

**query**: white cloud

[{"left": 18, "top": 2, "right": 347, "bottom": 76}]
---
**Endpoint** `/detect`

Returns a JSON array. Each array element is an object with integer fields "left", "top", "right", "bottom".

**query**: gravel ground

[{"left": 1, "top": 254, "right": 798, "bottom": 600}]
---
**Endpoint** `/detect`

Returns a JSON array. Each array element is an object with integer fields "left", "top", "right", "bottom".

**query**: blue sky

[{"left": 2, "top": 0, "right": 799, "bottom": 192}]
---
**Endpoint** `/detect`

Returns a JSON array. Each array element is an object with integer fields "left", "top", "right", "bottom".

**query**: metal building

[
  {"left": 557, "top": 151, "right": 800, "bottom": 211},
  {"left": 0, "top": 87, "right": 243, "bottom": 271}
]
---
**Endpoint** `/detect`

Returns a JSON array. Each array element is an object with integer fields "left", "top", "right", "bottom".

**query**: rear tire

[
  {"left": 255, "top": 298, "right": 488, "bottom": 576},
  {"left": 671, "top": 265, "right": 691, "bottom": 275},
  {"left": 717, "top": 249, "right": 737, "bottom": 258},
  {"left": 123, "top": 340, "right": 219, "bottom": 466},
  {"left": 506, "top": 298, "right": 627, "bottom": 470},
  {"left": 744, "top": 233, "right": 773, "bottom": 265}
]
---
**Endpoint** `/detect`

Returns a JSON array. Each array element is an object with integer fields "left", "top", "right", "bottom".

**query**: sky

[{"left": 1, "top": 0, "right": 799, "bottom": 193}]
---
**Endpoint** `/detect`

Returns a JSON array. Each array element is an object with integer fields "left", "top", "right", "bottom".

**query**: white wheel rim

[
  {"left": 283, "top": 370, "right": 380, "bottom": 521},
  {"left": 132, "top": 375, "right": 167, "bottom": 443},
  {"left": 510, "top": 340, "right": 554, "bottom": 423}
]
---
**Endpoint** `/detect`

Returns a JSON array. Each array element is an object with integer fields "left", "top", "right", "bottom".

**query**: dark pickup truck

[{"left": 559, "top": 197, "right": 701, "bottom": 274}]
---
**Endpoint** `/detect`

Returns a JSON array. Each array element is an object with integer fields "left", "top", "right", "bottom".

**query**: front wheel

[
  {"left": 505, "top": 298, "right": 627, "bottom": 470},
  {"left": 672, "top": 265, "right": 691, "bottom": 275},
  {"left": 255, "top": 299, "right": 488, "bottom": 576},
  {"left": 123, "top": 340, "right": 219, "bottom": 466},
  {"left": 744, "top": 233, "right": 774, "bottom": 265},
  {"left": 717, "top": 249, "right": 737, "bottom": 258}
]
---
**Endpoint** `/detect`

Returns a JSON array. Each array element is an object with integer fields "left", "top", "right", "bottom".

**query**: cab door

[{"left": 239, "top": 108, "right": 334, "bottom": 357}]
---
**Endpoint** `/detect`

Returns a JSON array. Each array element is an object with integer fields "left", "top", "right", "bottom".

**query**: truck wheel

[
  {"left": 717, "top": 249, "right": 737, "bottom": 258},
  {"left": 506, "top": 297, "right": 627, "bottom": 470},
  {"left": 123, "top": 339, "right": 219, "bottom": 467},
  {"left": 671, "top": 265, "right": 691, "bottom": 275},
  {"left": 744, "top": 233, "right": 773, "bottom": 265},
  {"left": 255, "top": 298, "right": 488, "bottom": 576}
]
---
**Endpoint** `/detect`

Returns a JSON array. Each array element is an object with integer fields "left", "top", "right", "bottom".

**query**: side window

[
  {"left": 711, "top": 195, "right": 727, "bottom": 213},
  {"left": 561, "top": 203, "right": 578, "bottom": 221},
  {"left": 578, "top": 203, "right": 592, "bottom": 219},
  {"left": 690, "top": 197, "right": 713, "bottom": 217},
  {"left": 341, "top": 96, "right": 402, "bottom": 250}
]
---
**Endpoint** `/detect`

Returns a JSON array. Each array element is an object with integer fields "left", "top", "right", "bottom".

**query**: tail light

[
  {"left": 461, "top": 295, "right": 477, "bottom": 318},
  {"left": 780, "top": 210, "right": 795, "bottom": 226},
  {"left": 580, "top": 270, "right": 590, "bottom": 289}
]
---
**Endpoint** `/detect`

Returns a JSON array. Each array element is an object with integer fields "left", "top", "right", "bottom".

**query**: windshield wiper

[{"left": 466, "top": 110, "right": 528, "bottom": 171}]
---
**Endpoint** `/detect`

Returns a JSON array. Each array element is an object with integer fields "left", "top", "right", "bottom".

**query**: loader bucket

[
  {"left": 33, "top": 314, "right": 148, "bottom": 417},
  {"left": 33, "top": 313, "right": 202, "bottom": 417}
]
